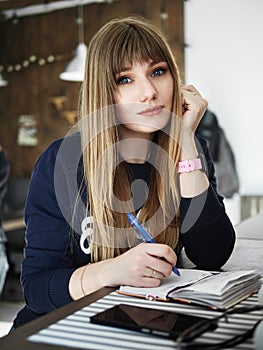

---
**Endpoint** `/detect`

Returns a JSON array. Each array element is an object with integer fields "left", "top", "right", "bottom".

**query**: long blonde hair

[{"left": 78, "top": 16, "right": 182, "bottom": 261}]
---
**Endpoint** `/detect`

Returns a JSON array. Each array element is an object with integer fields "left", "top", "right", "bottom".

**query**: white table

[{"left": 223, "top": 213, "right": 263, "bottom": 277}]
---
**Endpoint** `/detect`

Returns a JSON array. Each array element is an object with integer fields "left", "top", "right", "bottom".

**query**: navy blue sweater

[{"left": 14, "top": 132, "right": 235, "bottom": 327}]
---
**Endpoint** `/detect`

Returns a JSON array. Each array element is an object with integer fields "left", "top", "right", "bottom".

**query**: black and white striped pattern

[{"left": 28, "top": 292, "right": 263, "bottom": 350}]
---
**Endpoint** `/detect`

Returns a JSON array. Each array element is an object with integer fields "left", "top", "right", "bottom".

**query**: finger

[
  {"left": 140, "top": 276, "right": 162, "bottom": 288},
  {"left": 182, "top": 84, "right": 199, "bottom": 94},
  {"left": 182, "top": 85, "right": 202, "bottom": 99},
  {"left": 181, "top": 88, "right": 208, "bottom": 114},
  {"left": 146, "top": 256, "right": 174, "bottom": 277},
  {"left": 142, "top": 243, "right": 177, "bottom": 267},
  {"left": 144, "top": 268, "right": 165, "bottom": 279}
]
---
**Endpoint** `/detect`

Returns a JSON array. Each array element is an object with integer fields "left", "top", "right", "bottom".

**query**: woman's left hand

[{"left": 181, "top": 85, "right": 208, "bottom": 133}]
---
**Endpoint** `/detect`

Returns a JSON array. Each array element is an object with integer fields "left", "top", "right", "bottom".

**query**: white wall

[{"left": 184, "top": 0, "right": 263, "bottom": 196}]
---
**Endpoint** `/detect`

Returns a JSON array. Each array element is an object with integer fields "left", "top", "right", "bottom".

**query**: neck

[{"left": 118, "top": 126, "right": 153, "bottom": 164}]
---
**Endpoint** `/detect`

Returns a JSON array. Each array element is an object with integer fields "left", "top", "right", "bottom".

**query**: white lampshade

[
  {"left": 0, "top": 73, "right": 8, "bottom": 87},
  {"left": 59, "top": 42, "right": 87, "bottom": 82}
]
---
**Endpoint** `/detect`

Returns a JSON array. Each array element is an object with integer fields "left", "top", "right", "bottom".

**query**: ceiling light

[
  {"left": 59, "top": 5, "right": 87, "bottom": 82},
  {"left": 0, "top": 73, "right": 8, "bottom": 87}
]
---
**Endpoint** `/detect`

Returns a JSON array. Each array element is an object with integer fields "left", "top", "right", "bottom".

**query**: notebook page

[
  {"left": 119, "top": 269, "right": 212, "bottom": 299},
  {"left": 177, "top": 270, "right": 259, "bottom": 296}
]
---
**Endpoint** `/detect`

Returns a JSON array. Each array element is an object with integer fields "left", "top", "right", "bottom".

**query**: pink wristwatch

[{"left": 177, "top": 158, "right": 202, "bottom": 173}]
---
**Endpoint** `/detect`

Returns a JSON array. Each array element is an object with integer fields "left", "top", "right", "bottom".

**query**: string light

[{"left": 0, "top": 52, "right": 68, "bottom": 77}]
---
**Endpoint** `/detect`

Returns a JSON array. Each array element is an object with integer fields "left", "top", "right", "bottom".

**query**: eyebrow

[{"left": 118, "top": 60, "right": 164, "bottom": 74}]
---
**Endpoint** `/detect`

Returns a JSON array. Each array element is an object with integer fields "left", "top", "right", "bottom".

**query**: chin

[{"left": 127, "top": 123, "right": 165, "bottom": 134}]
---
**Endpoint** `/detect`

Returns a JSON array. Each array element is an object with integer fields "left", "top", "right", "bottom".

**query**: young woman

[{"left": 13, "top": 16, "right": 235, "bottom": 328}]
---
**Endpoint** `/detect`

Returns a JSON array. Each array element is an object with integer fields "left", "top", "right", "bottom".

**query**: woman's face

[{"left": 114, "top": 60, "right": 174, "bottom": 137}]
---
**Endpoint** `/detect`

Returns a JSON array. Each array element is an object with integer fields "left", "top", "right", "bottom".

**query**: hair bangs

[{"left": 112, "top": 24, "right": 167, "bottom": 76}]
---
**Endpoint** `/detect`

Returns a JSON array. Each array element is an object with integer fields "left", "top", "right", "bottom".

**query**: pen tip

[{"left": 173, "top": 267, "right": 181, "bottom": 276}]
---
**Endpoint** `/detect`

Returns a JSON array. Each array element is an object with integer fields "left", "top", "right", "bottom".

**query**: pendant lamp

[
  {"left": 0, "top": 73, "right": 8, "bottom": 87},
  {"left": 59, "top": 5, "right": 87, "bottom": 82}
]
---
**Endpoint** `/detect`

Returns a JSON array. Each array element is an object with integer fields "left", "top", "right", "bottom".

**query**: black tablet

[{"left": 90, "top": 303, "right": 217, "bottom": 341}]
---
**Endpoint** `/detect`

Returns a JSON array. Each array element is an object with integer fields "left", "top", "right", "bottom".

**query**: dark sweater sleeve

[
  {"left": 179, "top": 136, "right": 236, "bottom": 270},
  {"left": 0, "top": 150, "right": 9, "bottom": 237},
  {"left": 0, "top": 150, "right": 9, "bottom": 205},
  {"left": 21, "top": 135, "right": 87, "bottom": 315}
]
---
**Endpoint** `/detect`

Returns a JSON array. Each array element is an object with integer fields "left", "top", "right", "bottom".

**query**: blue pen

[{"left": 127, "top": 212, "right": 181, "bottom": 277}]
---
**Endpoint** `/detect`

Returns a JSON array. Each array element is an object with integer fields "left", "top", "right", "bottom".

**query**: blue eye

[
  {"left": 117, "top": 76, "right": 131, "bottom": 85},
  {"left": 152, "top": 68, "right": 165, "bottom": 77}
]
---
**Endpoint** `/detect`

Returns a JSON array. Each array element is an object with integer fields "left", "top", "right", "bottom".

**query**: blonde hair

[{"left": 78, "top": 16, "right": 182, "bottom": 262}]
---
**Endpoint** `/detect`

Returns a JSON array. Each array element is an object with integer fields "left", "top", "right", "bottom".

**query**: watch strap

[{"left": 177, "top": 158, "right": 202, "bottom": 173}]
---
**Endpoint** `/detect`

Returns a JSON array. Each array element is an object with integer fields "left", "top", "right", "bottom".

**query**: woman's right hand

[
  {"left": 105, "top": 242, "right": 178, "bottom": 288},
  {"left": 69, "top": 243, "right": 177, "bottom": 300}
]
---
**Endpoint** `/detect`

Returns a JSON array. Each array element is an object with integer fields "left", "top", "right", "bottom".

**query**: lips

[{"left": 137, "top": 105, "right": 163, "bottom": 116}]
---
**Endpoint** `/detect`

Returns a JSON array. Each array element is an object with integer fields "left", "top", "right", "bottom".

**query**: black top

[
  {"left": 14, "top": 132, "right": 235, "bottom": 328},
  {"left": 0, "top": 149, "right": 9, "bottom": 242}
]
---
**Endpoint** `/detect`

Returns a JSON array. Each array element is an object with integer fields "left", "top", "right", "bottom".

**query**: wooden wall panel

[{"left": 0, "top": 0, "right": 184, "bottom": 177}]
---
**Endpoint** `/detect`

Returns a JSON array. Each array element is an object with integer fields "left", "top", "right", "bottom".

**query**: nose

[{"left": 139, "top": 79, "right": 157, "bottom": 103}]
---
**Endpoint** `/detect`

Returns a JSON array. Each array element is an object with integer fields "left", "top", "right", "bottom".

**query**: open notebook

[{"left": 118, "top": 269, "right": 262, "bottom": 310}]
